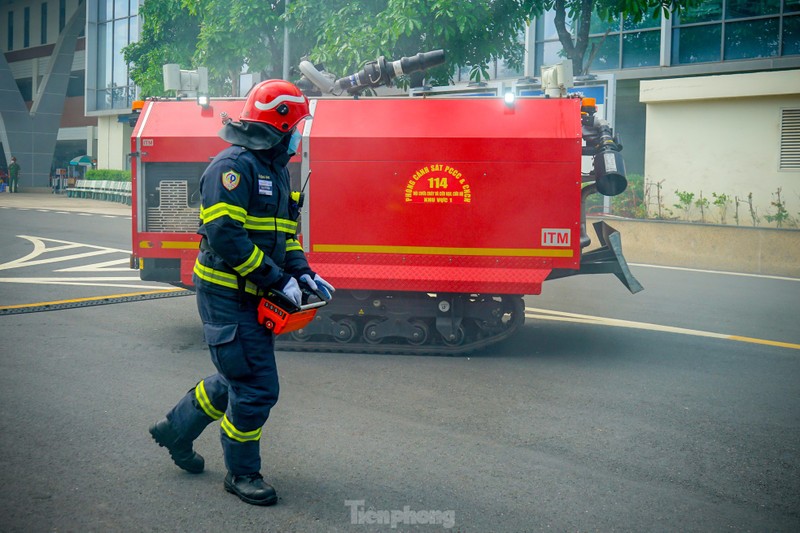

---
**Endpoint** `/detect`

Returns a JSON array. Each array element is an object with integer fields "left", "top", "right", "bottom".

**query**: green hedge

[
  {"left": 85, "top": 169, "right": 131, "bottom": 182},
  {"left": 585, "top": 173, "right": 645, "bottom": 218}
]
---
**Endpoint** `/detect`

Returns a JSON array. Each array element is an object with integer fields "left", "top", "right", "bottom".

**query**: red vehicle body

[{"left": 130, "top": 92, "right": 640, "bottom": 354}]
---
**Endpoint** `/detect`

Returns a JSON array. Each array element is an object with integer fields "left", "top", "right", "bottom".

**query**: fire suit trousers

[{"left": 165, "top": 287, "right": 279, "bottom": 476}]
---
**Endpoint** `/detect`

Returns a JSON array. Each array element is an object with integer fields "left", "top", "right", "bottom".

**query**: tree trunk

[{"left": 553, "top": 0, "right": 596, "bottom": 76}]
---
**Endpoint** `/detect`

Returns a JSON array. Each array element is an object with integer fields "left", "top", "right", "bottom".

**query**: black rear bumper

[{"left": 547, "top": 221, "right": 643, "bottom": 294}]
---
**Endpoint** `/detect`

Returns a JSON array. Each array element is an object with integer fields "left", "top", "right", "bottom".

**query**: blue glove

[
  {"left": 300, "top": 273, "right": 335, "bottom": 301},
  {"left": 280, "top": 276, "right": 303, "bottom": 307}
]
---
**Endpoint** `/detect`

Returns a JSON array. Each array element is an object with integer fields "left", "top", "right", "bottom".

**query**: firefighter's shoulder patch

[{"left": 221, "top": 170, "right": 241, "bottom": 191}]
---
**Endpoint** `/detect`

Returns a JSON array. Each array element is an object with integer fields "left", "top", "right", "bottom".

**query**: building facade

[
  {"left": 525, "top": 2, "right": 800, "bottom": 222},
  {"left": 84, "top": 0, "right": 139, "bottom": 172},
  {"left": 2, "top": 1, "right": 798, "bottom": 218},
  {"left": 1, "top": 0, "right": 93, "bottom": 188}
]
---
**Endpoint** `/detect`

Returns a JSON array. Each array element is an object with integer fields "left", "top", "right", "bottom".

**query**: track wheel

[
  {"left": 334, "top": 319, "right": 358, "bottom": 343},
  {"left": 407, "top": 319, "right": 430, "bottom": 346},
  {"left": 441, "top": 324, "right": 466, "bottom": 347},
  {"left": 363, "top": 319, "right": 383, "bottom": 344},
  {"left": 290, "top": 328, "right": 311, "bottom": 342}
]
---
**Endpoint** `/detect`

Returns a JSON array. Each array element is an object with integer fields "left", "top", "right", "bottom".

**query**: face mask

[{"left": 287, "top": 129, "right": 302, "bottom": 156}]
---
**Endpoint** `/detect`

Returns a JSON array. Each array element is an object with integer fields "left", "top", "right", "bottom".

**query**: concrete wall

[
  {"left": 614, "top": 79, "right": 646, "bottom": 176},
  {"left": 97, "top": 115, "right": 131, "bottom": 171},
  {"left": 590, "top": 216, "right": 800, "bottom": 278},
  {"left": 640, "top": 70, "right": 800, "bottom": 225},
  {"left": 1, "top": 0, "right": 83, "bottom": 52}
]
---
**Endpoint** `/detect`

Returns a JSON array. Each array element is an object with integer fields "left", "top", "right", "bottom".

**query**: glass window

[
  {"left": 59, "top": 0, "right": 65, "bottom": 31},
  {"left": 111, "top": 86, "right": 130, "bottom": 108},
  {"left": 724, "top": 18, "right": 779, "bottom": 59},
  {"left": 129, "top": 12, "right": 138, "bottom": 42},
  {"left": 589, "top": 35, "right": 620, "bottom": 70},
  {"left": 97, "top": 23, "right": 113, "bottom": 91},
  {"left": 41, "top": 3, "right": 47, "bottom": 45},
  {"left": 726, "top": 0, "right": 780, "bottom": 19},
  {"left": 623, "top": 12, "right": 660, "bottom": 31},
  {"left": 17, "top": 78, "right": 33, "bottom": 100},
  {"left": 622, "top": 30, "right": 660, "bottom": 68},
  {"left": 23, "top": 7, "right": 29, "bottom": 48},
  {"left": 97, "top": 89, "right": 110, "bottom": 110},
  {"left": 537, "top": 10, "right": 572, "bottom": 41},
  {"left": 535, "top": 41, "right": 568, "bottom": 74},
  {"left": 129, "top": 0, "right": 139, "bottom": 17},
  {"left": 67, "top": 72, "right": 85, "bottom": 97},
  {"left": 678, "top": 1, "right": 722, "bottom": 24},
  {"left": 672, "top": 25, "right": 722, "bottom": 63},
  {"left": 115, "top": 0, "right": 128, "bottom": 19},
  {"left": 98, "top": 0, "right": 113, "bottom": 22},
  {"left": 7, "top": 11, "right": 12, "bottom": 51},
  {"left": 784, "top": 15, "right": 800, "bottom": 55},
  {"left": 786, "top": 0, "right": 800, "bottom": 14},
  {"left": 589, "top": 11, "right": 620, "bottom": 34},
  {"left": 496, "top": 57, "right": 523, "bottom": 79},
  {"left": 113, "top": 20, "right": 129, "bottom": 87}
]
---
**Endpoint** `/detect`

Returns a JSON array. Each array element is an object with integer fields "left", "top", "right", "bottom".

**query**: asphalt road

[{"left": 0, "top": 203, "right": 798, "bottom": 532}]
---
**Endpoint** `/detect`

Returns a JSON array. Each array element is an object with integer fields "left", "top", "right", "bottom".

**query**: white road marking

[
  {"left": 630, "top": 263, "right": 799, "bottom": 282},
  {"left": 0, "top": 236, "right": 129, "bottom": 271},
  {"left": 56, "top": 258, "right": 131, "bottom": 272},
  {"left": 0, "top": 277, "right": 167, "bottom": 290},
  {"left": 0, "top": 235, "right": 162, "bottom": 289},
  {"left": 525, "top": 307, "right": 800, "bottom": 350}
]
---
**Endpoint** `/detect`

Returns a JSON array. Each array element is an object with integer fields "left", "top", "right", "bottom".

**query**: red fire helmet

[{"left": 239, "top": 79, "right": 310, "bottom": 132}]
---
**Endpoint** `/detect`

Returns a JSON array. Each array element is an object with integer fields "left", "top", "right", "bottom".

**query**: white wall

[
  {"left": 97, "top": 116, "right": 131, "bottom": 171},
  {"left": 641, "top": 70, "right": 800, "bottom": 225}
]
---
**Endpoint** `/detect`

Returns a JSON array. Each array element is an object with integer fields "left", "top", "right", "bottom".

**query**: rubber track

[
  {"left": 0, "top": 290, "right": 194, "bottom": 316},
  {"left": 276, "top": 297, "right": 525, "bottom": 356}
]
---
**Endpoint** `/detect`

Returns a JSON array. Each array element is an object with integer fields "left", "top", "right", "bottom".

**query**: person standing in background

[{"left": 8, "top": 157, "right": 20, "bottom": 193}]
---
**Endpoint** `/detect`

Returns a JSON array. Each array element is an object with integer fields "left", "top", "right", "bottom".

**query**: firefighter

[{"left": 149, "top": 79, "right": 334, "bottom": 506}]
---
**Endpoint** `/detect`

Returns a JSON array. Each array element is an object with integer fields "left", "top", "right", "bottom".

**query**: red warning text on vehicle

[{"left": 541, "top": 228, "right": 571, "bottom": 247}]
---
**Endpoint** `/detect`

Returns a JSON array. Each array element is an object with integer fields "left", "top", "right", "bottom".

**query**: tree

[
  {"left": 125, "top": 0, "right": 702, "bottom": 95},
  {"left": 123, "top": 0, "right": 200, "bottom": 97},
  {"left": 287, "top": 1, "right": 701, "bottom": 83},
  {"left": 125, "top": 0, "right": 291, "bottom": 97},
  {"left": 521, "top": 0, "right": 701, "bottom": 75},
  {"left": 286, "top": 0, "right": 529, "bottom": 85},
  {"left": 182, "top": 0, "right": 289, "bottom": 96}
]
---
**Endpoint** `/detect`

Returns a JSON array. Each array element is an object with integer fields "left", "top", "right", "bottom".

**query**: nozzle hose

[{"left": 335, "top": 50, "right": 446, "bottom": 94}]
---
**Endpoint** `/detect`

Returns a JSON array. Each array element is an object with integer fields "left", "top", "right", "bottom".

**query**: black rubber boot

[
  {"left": 224, "top": 472, "right": 278, "bottom": 506},
  {"left": 149, "top": 419, "right": 205, "bottom": 474}
]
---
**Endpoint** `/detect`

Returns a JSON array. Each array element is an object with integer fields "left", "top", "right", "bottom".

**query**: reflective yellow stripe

[
  {"left": 275, "top": 218, "right": 297, "bottom": 233},
  {"left": 199, "top": 202, "right": 296, "bottom": 234},
  {"left": 200, "top": 202, "right": 247, "bottom": 224},
  {"left": 193, "top": 261, "right": 238, "bottom": 290},
  {"left": 243, "top": 215, "right": 297, "bottom": 234},
  {"left": 193, "top": 259, "right": 262, "bottom": 295},
  {"left": 221, "top": 414, "right": 262, "bottom": 442},
  {"left": 195, "top": 380, "right": 224, "bottom": 420},
  {"left": 286, "top": 238, "right": 302, "bottom": 252},
  {"left": 234, "top": 246, "right": 264, "bottom": 277},
  {"left": 139, "top": 241, "right": 199, "bottom": 250},
  {"left": 312, "top": 244, "right": 574, "bottom": 258},
  {"left": 161, "top": 241, "right": 200, "bottom": 250}
]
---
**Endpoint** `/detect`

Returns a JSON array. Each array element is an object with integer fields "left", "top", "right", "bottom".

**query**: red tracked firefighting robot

[{"left": 130, "top": 50, "right": 641, "bottom": 355}]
